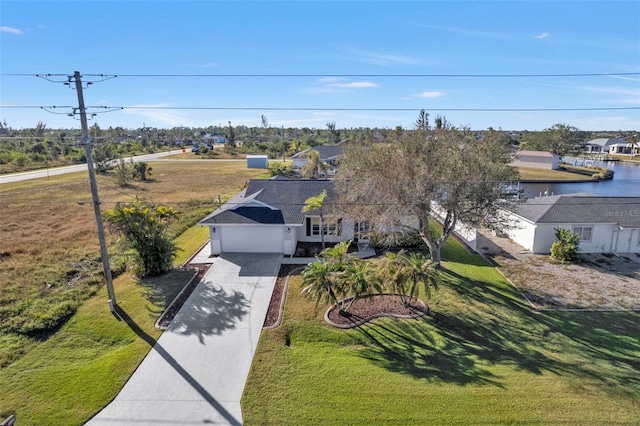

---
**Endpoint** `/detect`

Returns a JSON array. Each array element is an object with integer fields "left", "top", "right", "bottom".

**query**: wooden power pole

[{"left": 73, "top": 71, "right": 116, "bottom": 312}]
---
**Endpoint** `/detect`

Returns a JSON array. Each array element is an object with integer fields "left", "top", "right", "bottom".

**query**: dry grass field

[{"left": 0, "top": 160, "right": 268, "bottom": 366}]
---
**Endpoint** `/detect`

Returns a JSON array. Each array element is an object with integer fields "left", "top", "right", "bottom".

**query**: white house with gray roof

[
  {"left": 583, "top": 138, "right": 632, "bottom": 155},
  {"left": 290, "top": 144, "right": 345, "bottom": 175},
  {"left": 199, "top": 178, "right": 360, "bottom": 255},
  {"left": 503, "top": 194, "right": 640, "bottom": 254}
]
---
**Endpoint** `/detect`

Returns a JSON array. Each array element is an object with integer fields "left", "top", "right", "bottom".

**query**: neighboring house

[
  {"left": 291, "top": 144, "right": 345, "bottom": 174},
  {"left": 199, "top": 178, "right": 365, "bottom": 255},
  {"left": 511, "top": 150, "right": 560, "bottom": 170},
  {"left": 583, "top": 138, "right": 627, "bottom": 154},
  {"left": 211, "top": 135, "right": 227, "bottom": 144},
  {"left": 503, "top": 194, "right": 640, "bottom": 254}
]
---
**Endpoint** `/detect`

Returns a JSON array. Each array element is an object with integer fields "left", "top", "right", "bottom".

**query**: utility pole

[
  {"left": 73, "top": 71, "right": 116, "bottom": 312},
  {"left": 282, "top": 125, "right": 285, "bottom": 162}
]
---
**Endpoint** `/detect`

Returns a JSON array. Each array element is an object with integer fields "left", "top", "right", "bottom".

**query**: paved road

[
  {"left": 87, "top": 253, "right": 282, "bottom": 426},
  {"left": 0, "top": 151, "right": 178, "bottom": 185}
]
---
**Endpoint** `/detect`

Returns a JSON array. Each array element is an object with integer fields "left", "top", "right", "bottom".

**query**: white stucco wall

[
  {"left": 430, "top": 203, "right": 478, "bottom": 251},
  {"left": 511, "top": 155, "right": 559, "bottom": 170},
  {"left": 505, "top": 214, "right": 537, "bottom": 252},
  {"left": 505, "top": 217, "right": 640, "bottom": 254}
]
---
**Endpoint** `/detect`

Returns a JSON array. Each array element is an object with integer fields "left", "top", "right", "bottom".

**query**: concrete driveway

[{"left": 88, "top": 253, "right": 282, "bottom": 425}]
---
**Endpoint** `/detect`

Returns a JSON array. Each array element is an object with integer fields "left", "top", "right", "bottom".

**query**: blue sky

[{"left": 1, "top": 1, "right": 639, "bottom": 131}]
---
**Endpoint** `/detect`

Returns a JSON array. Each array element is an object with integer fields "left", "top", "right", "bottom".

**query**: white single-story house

[
  {"left": 583, "top": 138, "right": 628, "bottom": 154},
  {"left": 291, "top": 143, "right": 345, "bottom": 174},
  {"left": 511, "top": 150, "right": 560, "bottom": 170},
  {"left": 503, "top": 193, "right": 640, "bottom": 254},
  {"left": 199, "top": 178, "right": 365, "bottom": 255}
]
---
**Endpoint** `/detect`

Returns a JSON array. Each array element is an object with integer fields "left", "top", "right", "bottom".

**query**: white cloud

[
  {"left": 316, "top": 77, "right": 341, "bottom": 83},
  {"left": 328, "top": 81, "right": 378, "bottom": 89},
  {"left": 122, "top": 104, "right": 194, "bottom": 127},
  {"left": 0, "top": 26, "right": 23, "bottom": 35},
  {"left": 187, "top": 62, "right": 219, "bottom": 68},
  {"left": 417, "top": 91, "right": 445, "bottom": 99},
  {"left": 361, "top": 52, "right": 424, "bottom": 67},
  {"left": 414, "top": 24, "right": 508, "bottom": 40},
  {"left": 535, "top": 32, "right": 550, "bottom": 40}
]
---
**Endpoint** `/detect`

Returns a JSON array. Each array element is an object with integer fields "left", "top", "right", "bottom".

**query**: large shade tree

[{"left": 335, "top": 125, "right": 519, "bottom": 266}]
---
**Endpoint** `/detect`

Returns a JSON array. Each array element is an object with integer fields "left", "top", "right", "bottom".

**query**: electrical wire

[
  {"left": 3, "top": 105, "right": 639, "bottom": 113},
  {"left": 3, "top": 72, "right": 640, "bottom": 78}
]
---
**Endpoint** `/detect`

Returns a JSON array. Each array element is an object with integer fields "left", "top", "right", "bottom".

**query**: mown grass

[
  {"left": 0, "top": 161, "right": 266, "bottom": 355},
  {"left": 518, "top": 166, "right": 594, "bottom": 181},
  {"left": 0, "top": 161, "right": 267, "bottom": 423},
  {"left": 242, "top": 237, "right": 640, "bottom": 425}
]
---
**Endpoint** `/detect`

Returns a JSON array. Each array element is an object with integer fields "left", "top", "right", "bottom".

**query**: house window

[
  {"left": 573, "top": 226, "right": 592, "bottom": 242},
  {"left": 306, "top": 217, "right": 343, "bottom": 237}
]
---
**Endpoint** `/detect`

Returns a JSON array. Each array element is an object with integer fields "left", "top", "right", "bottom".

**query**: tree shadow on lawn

[
  {"left": 355, "top": 262, "right": 640, "bottom": 398},
  {"left": 139, "top": 268, "right": 199, "bottom": 315},
  {"left": 536, "top": 310, "right": 640, "bottom": 401},
  {"left": 355, "top": 318, "right": 502, "bottom": 386}
]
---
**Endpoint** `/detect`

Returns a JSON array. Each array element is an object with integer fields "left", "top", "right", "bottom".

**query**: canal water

[{"left": 521, "top": 158, "right": 640, "bottom": 198}]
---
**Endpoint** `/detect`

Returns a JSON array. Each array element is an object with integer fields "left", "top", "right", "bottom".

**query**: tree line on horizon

[{"left": 0, "top": 114, "right": 637, "bottom": 174}]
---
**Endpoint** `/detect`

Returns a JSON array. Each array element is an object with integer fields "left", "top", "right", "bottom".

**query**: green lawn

[
  {"left": 242, "top": 238, "right": 640, "bottom": 425},
  {"left": 517, "top": 166, "right": 594, "bottom": 181},
  {"left": 0, "top": 246, "right": 203, "bottom": 425}
]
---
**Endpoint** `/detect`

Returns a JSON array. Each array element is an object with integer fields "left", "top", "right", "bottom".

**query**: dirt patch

[{"left": 477, "top": 231, "right": 640, "bottom": 310}]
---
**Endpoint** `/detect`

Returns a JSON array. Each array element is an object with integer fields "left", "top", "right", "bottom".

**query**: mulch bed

[
  {"left": 263, "top": 264, "right": 301, "bottom": 328},
  {"left": 263, "top": 265, "right": 428, "bottom": 329},
  {"left": 326, "top": 295, "right": 427, "bottom": 328}
]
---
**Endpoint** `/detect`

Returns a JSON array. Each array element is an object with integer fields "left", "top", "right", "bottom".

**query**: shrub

[
  {"left": 269, "top": 162, "right": 295, "bottom": 177},
  {"left": 369, "top": 230, "right": 426, "bottom": 249},
  {"left": 550, "top": 227, "right": 580, "bottom": 263}
]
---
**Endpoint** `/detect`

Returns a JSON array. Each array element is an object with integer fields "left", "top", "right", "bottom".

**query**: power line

[
  {"left": 4, "top": 105, "right": 639, "bottom": 113},
  {"left": 3, "top": 72, "right": 640, "bottom": 78}
]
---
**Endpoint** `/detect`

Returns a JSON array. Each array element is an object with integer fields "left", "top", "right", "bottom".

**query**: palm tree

[
  {"left": 319, "top": 240, "right": 353, "bottom": 264},
  {"left": 301, "top": 260, "right": 342, "bottom": 310},
  {"left": 301, "top": 149, "right": 329, "bottom": 178},
  {"left": 341, "top": 260, "right": 383, "bottom": 312},
  {"left": 302, "top": 190, "right": 328, "bottom": 249},
  {"left": 379, "top": 250, "right": 405, "bottom": 289},
  {"left": 398, "top": 252, "right": 438, "bottom": 307}
]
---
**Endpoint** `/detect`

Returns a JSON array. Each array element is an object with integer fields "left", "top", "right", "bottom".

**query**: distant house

[
  {"left": 511, "top": 150, "right": 560, "bottom": 170},
  {"left": 583, "top": 138, "right": 628, "bottom": 154},
  {"left": 211, "top": 135, "right": 227, "bottom": 144},
  {"left": 199, "top": 179, "right": 366, "bottom": 255},
  {"left": 503, "top": 194, "right": 640, "bottom": 254},
  {"left": 291, "top": 143, "right": 345, "bottom": 174}
]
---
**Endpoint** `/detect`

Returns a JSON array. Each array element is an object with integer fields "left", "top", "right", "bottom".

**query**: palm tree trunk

[{"left": 320, "top": 213, "right": 325, "bottom": 249}]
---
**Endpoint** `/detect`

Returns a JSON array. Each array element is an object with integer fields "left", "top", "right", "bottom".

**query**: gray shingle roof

[
  {"left": 511, "top": 194, "right": 640, "bottom": 227},
  {"left": 585, "top": 138, "right": 626, "bottom": 147},
  {"left": 199, "top": 179, "right": 336, "bottom": 225},
  {"left": 290, "top": 144, "right": 344, "bottom": 161}
]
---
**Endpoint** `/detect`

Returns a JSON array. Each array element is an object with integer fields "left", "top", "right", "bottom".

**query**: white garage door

[{"left": 220, "top": 226, "right": 284, "bottom": 253}]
